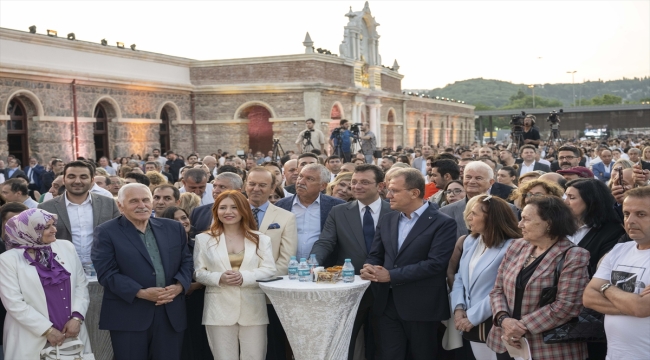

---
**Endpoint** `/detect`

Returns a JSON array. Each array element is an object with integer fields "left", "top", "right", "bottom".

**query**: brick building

[{"left": 0, "top": 3, "right": 474, "bottom": 165}]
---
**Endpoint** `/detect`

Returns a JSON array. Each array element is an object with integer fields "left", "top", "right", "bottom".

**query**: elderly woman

[
  {"left": 511, "top": 179, "right": 564, "bottom": 210},
  {"left": 451, "top": 195, "right": 521, "bottom": 359},
  {"left": 326, "top": 172, "right": 354, "bottom": 201},
  {"left": 0, "top": 209, "right": 91, "bottom": 359},
  {"left": 179, "top": 192, "right": 202, "bottom": 217},
  {"left": 488, "top": 197, "right": 590, "bottom": 360}
]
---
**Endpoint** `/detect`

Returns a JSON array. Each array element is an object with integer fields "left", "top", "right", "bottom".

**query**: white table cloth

[{"left": 259, "top": 276, "right": 370, "bottom": 360}]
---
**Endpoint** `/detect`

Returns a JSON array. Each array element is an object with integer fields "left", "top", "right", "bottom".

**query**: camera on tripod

[
  {"left": 510, "top": 111, "right": 526, "bottom": 128},
  {"left": 302, "top": 129, "right": 313, "bottom": 140},
  {"left": 350, "top": 123, "right": 362, "bottom": 136},
  {"left": 547, "top": 109, "right": 563, "bottom": 124}
]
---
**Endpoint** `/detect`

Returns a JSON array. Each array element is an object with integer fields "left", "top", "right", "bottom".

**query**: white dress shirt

[
  {"left": 566, "top": 225, "right": 591, "bottom": 245},
  {"left": 23, "top": 197, "right": 39, "bottom": 209},
  {"left": 292, "top": 194, "right": 321, "bottom": 260},
  {"left": 90, "top": 183, "right": 113, "bottom": 198},
  {"left": 520, "top": 160, "right": 536, "bottom": 176},
  {"left": 26, "top": 166, "right": 36, "bottom": 184},
  {"left": 179, "top": 183, "right": 215, "bottom": 206},
  {"left": 358, "top": 197, "right": 382, "bottom": 229},
  {"left": 397, "top": 202, "right": 429, "bottom": 250},
  {"left": 65, "top": 193, "right": 94, "bottom": 265}
]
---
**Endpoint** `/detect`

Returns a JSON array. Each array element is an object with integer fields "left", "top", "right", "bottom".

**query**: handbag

[
  {"left": 40, "top": 337, "right": 95, "bottom": 360},
  {"left": 539, "top": 247, "right": 606, "bottom": 344},
  {"left": 462, "top": 317, "right": 493, "bottom": 343}
]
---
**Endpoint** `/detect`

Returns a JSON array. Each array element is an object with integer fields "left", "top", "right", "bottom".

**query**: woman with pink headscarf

[{"left": 0, "top": 208, "right": 91, "bottom": 359}]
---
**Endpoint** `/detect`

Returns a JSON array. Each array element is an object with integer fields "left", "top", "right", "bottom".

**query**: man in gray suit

[
  {"left": 38, "top": 161, "right": 120, "bottom": 265},
  {"left": 440, "top": 161, "right": 517, "bottom": 240},
  {"left": 311, "top": 164, "right": 392, "bottom": 360}
]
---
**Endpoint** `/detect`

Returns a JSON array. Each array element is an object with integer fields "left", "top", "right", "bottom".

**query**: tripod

[
  {"left": 511, "top": 127, "right": 524, "bottom": 155},
  {"left": 547, "top": 124, "right": 561, "bottom": 147},
  {"left": 301, "top": 133, "right": 316, "bottom": 154},
  {"left": 271, "top": 138, "right": 285, "bottom": 161},
  {"left": 351, "top": 134, "right": 365, "bottom": 163}
]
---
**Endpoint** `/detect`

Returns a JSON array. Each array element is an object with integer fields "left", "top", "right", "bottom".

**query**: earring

[{"left": 546, "top": 227, "right": 550, "bottom": 232}]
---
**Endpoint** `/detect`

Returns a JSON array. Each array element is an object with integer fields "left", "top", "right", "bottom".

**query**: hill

[{"left": 407, "top": 77, "right": 650, "bottom": 109}]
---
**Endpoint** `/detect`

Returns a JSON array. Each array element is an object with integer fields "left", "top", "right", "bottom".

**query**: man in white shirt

[
  {"left": 584, "top": 186, "right": 650, "bottom": 360},
  {"left": 99, "top": 156, "right": 117, "bottom": 176},
  {"left": 152, "top": 148, "right": 167, "bottom": 169},
  {"left": 325, "top": 155, "right": 343, "bottom": 181},
  {"left": 535, "top": 148, "right": 551, "bottom": 167},
  {"left": 179, "top": 168, "right": 214, "bottom": 206},
  {"left": 1, "top": 179, "right": 39, "bottom": 208},
  {"left": 412, "top": 145, "right": 434, "bottom": 176},
  {"left": 518, "top": 144, "right": 550, "bottom": 177}
]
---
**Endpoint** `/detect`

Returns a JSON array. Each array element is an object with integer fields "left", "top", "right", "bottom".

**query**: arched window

[
  {"left": 386, "top": 110, "right": 395, "bottom": 150},
  {"left": 415, "top": 121, "right": 422, "bottom": 147},
  {"left": 439, "top": 121, "right": 445, "bottom": 146},
  {"left": 160, "top": 108, "right": 171, "bottom": 154},
  {"left": 94, "top": 104, "right": 110, "bottom": 161},
  {"left": 7, "top": 99, "right": 28, "bottom": 165}
]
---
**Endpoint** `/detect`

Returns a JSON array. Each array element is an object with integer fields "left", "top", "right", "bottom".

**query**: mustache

[{"left": 561, "top": 162, "right": 572, "bottom": 167}]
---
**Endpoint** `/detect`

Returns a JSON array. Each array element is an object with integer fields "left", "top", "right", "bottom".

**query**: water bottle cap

[
  {"left": 310, "top": 254, "right": 316, "bottom": 257},
  {"left": 290, "top": 256, "right": 296, "bottom": 259},
  {"left": 345, "top": 259, "right": 351, "bottom": 262},
  {"left": 300, "top": 258, "right": 307, "bottom": 262}
]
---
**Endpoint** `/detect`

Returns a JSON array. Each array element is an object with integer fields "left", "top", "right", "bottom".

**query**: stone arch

[
  {"left": 91, "top": 96, "right": 122, "bottom": 121},
  {"left": 328, "top": 102, "right": 343, "bottom": 135},
  {"left": 415, "top": 120, "right": 422, "bottom": 147},
  {"left": 428, "top": 120, "right": 434, "bottom": 147},
  {"left": 331, "top": 102, "right": 344, "bottom": 120},
  {"left": 439, "top": 120, "right": 445, "bottom": 146},
  {"left": 3, "top": 89, "right": 44, "bottom": 118},
  {"left": 157, "top": 101, "right": 181, "bottom": 122},
  {"left": 234, "top": 101, "right": 277, "bottom": 120},
  {"left": 386, "top": 108, "right": 396, "bottom": 150}
]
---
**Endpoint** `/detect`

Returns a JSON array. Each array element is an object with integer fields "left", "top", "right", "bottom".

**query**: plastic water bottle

[
  {"left": 308, "top": 254, "right": 319, "bottom": 282},
  {"left": 342, "top": 259, "right": 355, "bottom": 283},
  {"left": 288, "top": 256, "right": 299, "bottom": 280},
  {"left": 298, "top": 258, "right": 310, "bottom": 282}
]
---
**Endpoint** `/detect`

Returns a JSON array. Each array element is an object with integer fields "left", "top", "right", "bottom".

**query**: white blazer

[
  {"left": 194, "top": 231, "right": 276, "bottom": 326},
  {"left": 0, "top": 240, "right": 91, "bottom": 359},
  {"left": 450, "top": 235, "right": 513, "bottom": 327},
  {"left": 258, "top": 203, "right": 297, "bottom": 276}
]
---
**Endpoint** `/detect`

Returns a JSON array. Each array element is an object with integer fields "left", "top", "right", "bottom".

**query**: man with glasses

[
  {"left": 556, "top": 145, "right": 582, "bottom": 171},
  {"left": 311, "top": 164, "right": 392, "bottom": 360},
  {"left": 361, "top": 168, "right": 457, "bottom": 359}
]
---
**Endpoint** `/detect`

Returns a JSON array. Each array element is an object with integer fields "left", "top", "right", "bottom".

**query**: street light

[
  {"left": 528, "top": 84, "right": 536, "bottom": 108},
  {"left": 567, "top": 70, "right": 577, "bottom": 106}
]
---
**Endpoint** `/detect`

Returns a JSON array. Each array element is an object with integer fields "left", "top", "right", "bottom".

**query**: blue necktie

[
  {"left": 252, "top": 208, "right": 261, "bottom": 230},
  {"left": 363, "top": 206, "right": 375, "bottom": 253}
]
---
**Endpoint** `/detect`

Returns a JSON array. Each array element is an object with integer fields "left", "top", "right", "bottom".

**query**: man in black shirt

[
  {"left": 522, "top": 115, "right": 542, "bottom": 148},
  {"left": 165, "top": 151, "right": 186, "bottom": 183}
]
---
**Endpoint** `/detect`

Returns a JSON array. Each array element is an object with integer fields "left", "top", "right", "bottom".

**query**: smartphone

[
  {"left": 617, "top": 167, "right": 623, "bottom": 187},
  {"left": 256, "top": 277, "right": 283, "bottom": 283}
]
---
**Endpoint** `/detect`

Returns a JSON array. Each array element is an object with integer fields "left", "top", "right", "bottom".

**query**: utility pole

[
  {"left": 528, "top": 84, "right": 535, "bottom": 108},
  {"left": 567, "top": 70, "right": 577, "bottom": 106}
]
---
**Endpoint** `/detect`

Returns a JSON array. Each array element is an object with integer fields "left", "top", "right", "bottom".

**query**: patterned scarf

[{"left": 4, "top": 208, "right": 58, "bottom": 268}]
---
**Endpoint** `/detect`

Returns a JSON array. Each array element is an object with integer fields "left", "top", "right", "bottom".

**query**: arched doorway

[
  {"left": 428, "top": 120, "right": 433, "bottom": 147},
  {"left": 7, "top": 99, "right": 28, "bottom": 166},
  {"left": 439, "top": 121, "right": 445, "bottom": 146},
  {"left": 94, "top": 105, "right": 110, "bottom": 161},
  {"left": 243, "top": 105, "right": 273, "bottom": 153},
  {"left": 328, "top": 104, "right": 342, "bottom": 134},
  {"left": 386, "top": 110, "right": 395, "bottom": 150},
  {"left": 415, "top": 121, "right": 422, "bottom": 147},
  {"left": 160, "top": 108, "right": 171, "bottom": 154}
]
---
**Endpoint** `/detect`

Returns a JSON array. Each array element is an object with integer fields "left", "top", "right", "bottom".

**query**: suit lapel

[
  {"left": 216, "top": 234, "right": 232, "bottom": 270},
  {"left": 54, "top": 196, "right": 72, "bottom": 236},
  {"left": 91, "top": 194, "right": 101, "bottom": 227},
  {"left": 149, "top": 219, "right": 170, "bottom": 276},
  {"left": 397, "top": 204, "right": 435, "bottom": 256},
  {"left": 527, "top": 240, "right": 566, "bottom": 285},
  {"left": 119, "top": 217, "right": 154, "bottom": 268},
  {"left": 319, "top": 197, "right": 330, "bottom": 230},
  {"left": 241, "top": 237, "right": 257, "bottom": 270},
  {"left": 343, "top": 201, "right": 366, "bottom": 254},
  {"left": 389, "top": 212, "right": 400, "bottom": 256},
  {"left": 468, "top": 240, "right": 507, "bottom": 292},
  {"left": 259, "top": 204, "right": 276, "bottom": 232},
  {"left": 461, "top": 236, "right": 478, "bottom": 292},
  {"left": 577, "top": 228, "right": 597, "bottom": 250}
]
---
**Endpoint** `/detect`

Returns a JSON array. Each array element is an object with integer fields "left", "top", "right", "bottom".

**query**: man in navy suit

[
  {"left": 362, "top": 168, "right": 457, "bottom": 360},
  {"left": 592, "top": 149, "right": 614, "bottom": 183},
  {"left": 190, "top": 172, "right": 243, "bottom": 232},
  {"left": 23, "top": 156, "right": 45, "bottom": 196},
  {"left": 275, "top": 163, "right": 345, "bottom": 260},
  {"left": 92, "top": 183, "right": 193, "bottom": 360}
]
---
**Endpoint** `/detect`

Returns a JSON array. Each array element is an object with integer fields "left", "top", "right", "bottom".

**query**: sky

[{"left": 1, "top": 0, "right": 648, "bottom": 89}]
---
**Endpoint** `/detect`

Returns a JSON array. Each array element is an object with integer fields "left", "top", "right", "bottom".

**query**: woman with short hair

[{"left": 326, "top": 172, "right": 354, "bottom": 202}]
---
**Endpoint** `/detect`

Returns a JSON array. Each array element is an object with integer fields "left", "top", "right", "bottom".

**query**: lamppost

[
  {"left": 567, "top": 70, "right": 577, "bottom": 106},
  {"left": 528, "top": 84, "right": 536, "bottom": 108}
]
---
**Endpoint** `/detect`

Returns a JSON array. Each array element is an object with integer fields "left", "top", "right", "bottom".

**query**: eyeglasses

[
  {"left": 558, "top": 156, "right": 576, "bottom": 161},
  {"left": 524, "top": 193, "right": 545, "bottom": 198},
  {"left": 445, "top": 188, "right": 464, "bottom": 196},
  {"left": 350, "top": 180, "right": 376, "bottom": 186},
  {"left": 386, "top": 188, "right": 413, "bottom": 195}
]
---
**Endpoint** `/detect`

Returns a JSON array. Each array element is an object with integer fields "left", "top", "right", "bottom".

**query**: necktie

[
  {"left": 27, "top": 168, "right": 33, "bottom": 182},
  {"left": 252, "top": 208, "right": 261, "bottom": 230},
  {"left": 362, "top": 206, "right": 375, "bottom": 253}
]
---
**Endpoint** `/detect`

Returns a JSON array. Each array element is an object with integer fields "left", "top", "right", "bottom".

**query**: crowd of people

[{"left": 0, "top": 116, "right": 649, "bottom": 360}]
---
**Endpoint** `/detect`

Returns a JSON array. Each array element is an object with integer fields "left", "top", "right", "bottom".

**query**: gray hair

[
  {"left": 183, "top": 168, "right": 207, "bottom": 183},
  {"left": 464, "top": 161, "right": 494, "bottom": 180},
  {"left": 215, "top": 172, "right": 243, "bottom": 190},
  {"left": 117, "top": 183, "right": 152, "bottom": 204},
  {"left": 302, "top": 163, "right": 330, "bottom": 185},
  {"left": 613, "top": 159, "right": 634, "bottom": 169}
]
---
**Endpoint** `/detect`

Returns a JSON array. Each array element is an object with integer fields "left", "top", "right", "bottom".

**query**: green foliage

[
  {"left": 590, "top": 94, "right": 622, "bottom": 105},
  {"left": 501, "top": 95, "right": 563, "bottom": 109}
]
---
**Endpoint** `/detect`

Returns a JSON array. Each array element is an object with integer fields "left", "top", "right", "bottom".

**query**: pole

[
  {"left": 489, "top": 116, "right": 494, "bottom": 142},
  {"left": 71, "top": 79, "right": 79, "bottom": 159},
  {"left": 567, "top": 70, "right": 577, "bottom": 106}
]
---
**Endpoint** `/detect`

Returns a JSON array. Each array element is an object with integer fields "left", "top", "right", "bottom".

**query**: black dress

[{"left": 181, "top": 238, "right": 212, "bottom": 360}]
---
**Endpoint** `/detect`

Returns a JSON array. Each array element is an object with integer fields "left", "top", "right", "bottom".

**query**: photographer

[
  {"left": 296, "top": 118, "right": 326, "bottom": 153},
  {"left": 358, "top": 122, "right": 377, "bottom": 164},
  {"left": 329, "top": 119, "right": 354, "bottom": 162},
  {"left": 523, "top": 114, "right": 541, "bottom": 147}
]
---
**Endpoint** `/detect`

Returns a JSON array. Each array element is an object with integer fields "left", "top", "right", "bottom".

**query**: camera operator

[
  {"left": 522, "top": 114, "right": 542, "bottom": 147},
  {"left": 358, "top": 122, "right": 377, "bottom": 164},
  {"left": 296, "top": 118, "right": 326, "bottom": 153},
  {"left": 329, "top": 119, "right": 354, "bottom": 162}
]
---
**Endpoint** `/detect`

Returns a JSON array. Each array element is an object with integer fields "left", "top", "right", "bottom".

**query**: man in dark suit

[
  {"left": 40, "top": 158, "right": 66, "bottom": 194},
  {"left": 276, "top": 163, "right": 345, "bottom": 260},
  {"left": 284, "top": 152, "right": 318, "bottom": 195},
  {"left": 311, "top": 164, "right": 392, "bottom": 360},
  {"left": 23, "top": 156, "right": 45, "bottom": 196},
  {"left": 3, "top": 158, "right": 25, "bottom": 180},
  {"left": 190, "top": 172, "right": 243, "bottom": 232},
  {"left": 517, "top": 144, "right": 550, "bottom": 178},
  {"left": 38, "top": 160, "right": 120, "bottom": 264},
  {"left": 361, "top": 168, "right": 456, "bottom": 360},
  {"left": 92, "top": 183, "right": 193, "bottom": 360}
]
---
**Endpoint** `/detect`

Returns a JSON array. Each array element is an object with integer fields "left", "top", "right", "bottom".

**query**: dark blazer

[
  {"left": 283, "top": 184, "right": 296, "bottom": 195},
  {"left": 3, "top": 168, "right": 25, "bottom": 180},
  {"left": 516, "top": 161, "right": 551, "bottom": 177},
  {"left": 592, "top": 162, "right": 614, "bottom": 183},
  {"left": 366, "top": 203, "right": 457, "bottom": 322},
  {"left": 190, "top": 203, "right": 213, "bottom": 233},
  {"left": 40, "top": 171, "right": 56, "bottom": 193},
  {"left": 23, "top": 165, "right": 45, "bottom": 190},
  {"left": 38, "top": 193, "right": 121, "bottom": 241},
  {"left": 490, "top": 182, "right": 516, "bottom": 201},
  {"left": 275, "top": 194, "right": 345, "bottom": 231},
  {"left": 641, "top": 160, "right": 650, "bottom": 171},
  {"left": 579, "top": 221, "right": 625, "bottom": 276},
  {"left": 91, "top": 216, "right": 193, "bottom": 332},
  {"left": 311, "top": 199, "right": 393, "bottom": 270}
]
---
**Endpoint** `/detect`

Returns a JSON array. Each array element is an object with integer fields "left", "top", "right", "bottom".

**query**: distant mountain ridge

[{"left": 406, "top": 77, "right": 650, "bottom": 108}]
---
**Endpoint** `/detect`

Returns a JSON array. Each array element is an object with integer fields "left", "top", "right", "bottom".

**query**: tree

[{"left": 588, "top": 94, "right": 622, "bottom": 105}]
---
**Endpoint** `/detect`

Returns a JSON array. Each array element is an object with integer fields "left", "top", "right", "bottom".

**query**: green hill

[{"left": 407, "top": 77, "right": 650, "bottom": 109}]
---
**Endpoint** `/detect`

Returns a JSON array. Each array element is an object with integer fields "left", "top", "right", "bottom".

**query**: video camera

[
  {"left": 350, "top": 123, "right": 362, "bottom": 136},
  {"left": 547, "top": 109, "right": 563, "bottom": 124},
  {"left": 510, "top": 111, "right": 526, "bottom": 128},
  {"left": 302, "top": 129, "right": 313, "bottom": 140}
]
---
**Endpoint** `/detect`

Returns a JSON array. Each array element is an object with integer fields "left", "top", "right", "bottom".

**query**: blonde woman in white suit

[{"left": 194, "top": 190, "right": 276, "bottom": 360}]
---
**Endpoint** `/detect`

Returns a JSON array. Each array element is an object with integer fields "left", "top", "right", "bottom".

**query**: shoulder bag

[{"left": 40, "top": 337, "right": 95, "bottom": 360}]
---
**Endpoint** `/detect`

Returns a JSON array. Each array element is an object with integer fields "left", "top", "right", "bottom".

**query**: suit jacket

[
  {"left": 38, "top": 193, "right": 121, "bottom": 241},
  {"left": 450, "top": 235, "right": 513, "bottom": 327},
  {"left": 592, "top": 162, "right": 614, "bottom": 183},
  {"left": 516, "top": 161, "right": 551, "bottom": 178},
  {"left": 23, "top": 165, "right": 45, "bottom": 189},
  {"left": 579, "top": 221, "right": 625, "bottom": 276},
  {"left": 311, "top": 199, "right": 393, "bottom": 270},
  {"left": 366, "top": 202, "right": 457, "bottom": 322},
  {"left": 487, "top": 239, "right": 589, "bottom": 359},
  {"left": 193, "top": 232, "right": 276, "bottom": 326},
  {"left": 91, "top": 216, "right": 194, "bottom": 332},
  {"left": 275, "top": 194, "right": 345, "bottom": 231},
  {"left": 0, "top": 241, "right": 91, "bottom": 359},
  {"left": 3, "top": 168, "right": 25, "bottom": 180},
  {"left": 283, "top": 184, "right": 296, "bottom": 195},
  {"left": 190, "top": 203, "right": 213, "bottom": 233},
  {"left": 490, "top": 182, "right": 516, "bottom": 201},
  {"left": 412, "top": 157, "right": 426, "bottom": 175},
  {"left": 40, "top": 171, "right": 56, "bottom": 193},
  {"left": 440, "top": 198, "right": 518, "bottom": 240},
  {"left": 258, "top": 203, "right": 297, "bottom": 275}
]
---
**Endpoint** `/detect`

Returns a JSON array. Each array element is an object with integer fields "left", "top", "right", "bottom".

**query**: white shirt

[
  {"left": 358, "top": 197, "right": 382, "bottom": 229},
  {"left": 292, "top": 194, "right": 321, "bottom": 260},
  {"left": 594, "top": 242, "right": 650, "bottom": 360},
  {"left": 468, "top": 235, "right": 487, "bottom": 282},
  {"left": 65, "top": 193, "right": 94, "bottom": 265},
  {"left": 397, "top": 202, "right": 429, "bottom": 250},
  {"left": 566, "top": 225, "right": 591, "bottom": 245},
  {"left": 90, "top": 183, "right": 113, "bottom": 198},
  {"left": 179, "top": 183, "right": 215, "bottom": 206},
  {"left": 26, "top": 166, "right": 36, "bottom": 184},
  {"left": 538, "top": 158, "right": 551, "bottom": 167},
  {"left": 23, "top": 197, "right": 39, "bottom": 209},
  {"left": 520, "top": 160, "right": 536, "bottom": 176}
]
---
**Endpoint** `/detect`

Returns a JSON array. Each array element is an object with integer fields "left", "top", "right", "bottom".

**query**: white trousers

[
  {"left": 470, "top": 341, "right": 498, "bottom": 360},
  {"left": 206, "top": 324, "right": 267, "bottom": 360}
]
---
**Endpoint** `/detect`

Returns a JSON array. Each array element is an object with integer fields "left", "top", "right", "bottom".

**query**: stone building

[{"left": 0, "top": 2, "right": 474, "bottom": 165}]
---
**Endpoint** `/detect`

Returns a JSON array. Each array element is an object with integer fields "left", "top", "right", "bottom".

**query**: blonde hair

[
  {"left": 643, "top": 146, "right": 650, "bottom": 161},
  {"left": 146, "top": 171, "right": 168, "bottom": 192},
  {"left": 178, "top": 192, "right": 201, "bottom": 216},
  {"left": 463, "top": 195, "right": 482, "bottom": 229},
  {"left": 326, "top": 172, "right": 353, "bottom": 197}
]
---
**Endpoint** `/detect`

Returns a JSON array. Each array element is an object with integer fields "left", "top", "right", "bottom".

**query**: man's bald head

[{"left": 538, "top": 172, "right": 567, "bottom": 189}]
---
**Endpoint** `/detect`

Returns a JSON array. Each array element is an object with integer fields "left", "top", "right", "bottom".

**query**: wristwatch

[
  {"left": 600, "top": 283, "right": 612, "bottom": 296},
  {"left": 497, "top": 314, "right": 510, "bottom": 327},
  {"left": 71, "top": 316, "right": 84, "bottom": 325}
]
